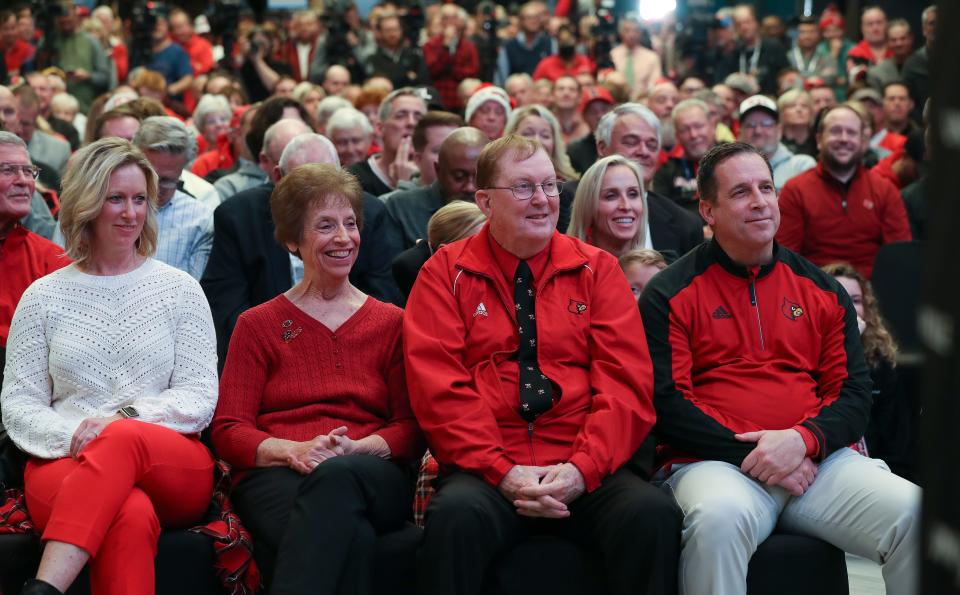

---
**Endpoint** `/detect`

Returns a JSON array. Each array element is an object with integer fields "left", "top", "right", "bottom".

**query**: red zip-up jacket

[
  {"left": 638, "top": 240, "right": 872, "bottom": 470},
  {"left": 403, "top": 226, "right": 655, "bottom": 492},
  {"left": 777, "top": 163, "right": 911, "bottom": 278}
]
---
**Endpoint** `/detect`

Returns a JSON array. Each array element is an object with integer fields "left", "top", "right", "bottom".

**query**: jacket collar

[
  {"left": 456, "top": 224, "right": 589, "bottom": 281},
  {"left": 708, "top": 237, "right": 781, "bottom": 279},
  {"left": 769, "top": 143, "right": 793, "bottom": 168},
  {"left": 814, "top": 161, "right": 865, "bottom": 189}
]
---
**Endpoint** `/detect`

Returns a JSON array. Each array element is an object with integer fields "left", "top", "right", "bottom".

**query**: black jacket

[
  {"left": 348, "top": 159, "right": 393, "bottom": 198},
  {"left": 364, "top": 46, "right": 431, "bottom": 90},
  {"left": 392, "top": 240, "right": 433, "bottom": 303},
  {"left": 201, "top": 183, "right": 400, "bottom": 367},
  {"left": 567, "top": 133, "right": 598, "bottom": 176}
]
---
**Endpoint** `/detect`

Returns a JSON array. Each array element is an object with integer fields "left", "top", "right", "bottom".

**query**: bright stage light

[{"left": 638, "top": 0, "right": 677, "bottom": 21}]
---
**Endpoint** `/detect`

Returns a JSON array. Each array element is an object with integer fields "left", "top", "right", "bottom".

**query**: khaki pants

[{"left": 663, "top": 448, "right": 920, "bottom": 595}]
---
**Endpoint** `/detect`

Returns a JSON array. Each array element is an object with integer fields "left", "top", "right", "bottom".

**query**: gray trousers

[{"left": 663, "top": 448, "right": 920, "bottom": 595}]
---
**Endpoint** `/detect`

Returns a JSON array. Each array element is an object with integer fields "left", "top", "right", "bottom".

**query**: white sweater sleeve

[
  {"left": 128, "top": 274, "right": 220, "bottom": 434},
  {"left": 1, "top": 284, "right": 80, "bottom": 459}
]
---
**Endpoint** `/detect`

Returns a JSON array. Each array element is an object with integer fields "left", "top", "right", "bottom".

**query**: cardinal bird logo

[
  {"left": 781, "top": 298, "right": 804, "bottom": 321},
  {"left": 567, "top": 299, "right": 587, "bottom": 315}
]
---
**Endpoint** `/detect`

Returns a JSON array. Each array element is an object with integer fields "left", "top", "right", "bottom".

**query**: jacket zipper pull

[{"left": 528, "top": 422, "right": 534, "bottom": 437}]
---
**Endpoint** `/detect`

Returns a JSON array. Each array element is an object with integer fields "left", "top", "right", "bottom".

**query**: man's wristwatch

[{"left": 118, "top": 406, "right": 140, "bottom": 419}]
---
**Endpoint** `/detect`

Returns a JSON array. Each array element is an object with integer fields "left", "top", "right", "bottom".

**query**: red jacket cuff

[
  {"left": 793, "top": 425, "right": 820, "bottom": 458},
  {"left": 569, "top": 451, "right": 602, "bottom": 493},
  {"left": 481, "top": 455, "right": 517, "bottom": 488}
]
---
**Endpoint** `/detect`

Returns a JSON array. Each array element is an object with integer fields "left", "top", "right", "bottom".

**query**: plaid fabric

[
  {"left": 189, "top": 460, "right": 262, "bottom": 595},
  {"left": 0, "top": 460, "right": 261, "bottom": 594},
  {"left": 414, "top": 451, "right": 439, "bottom": 528},
  {"left": 0, "top": 488, "right": 33, "bottom": 534}
]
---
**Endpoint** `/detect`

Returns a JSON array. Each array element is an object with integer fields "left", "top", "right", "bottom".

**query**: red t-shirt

[
  {"left": 1, "top": 225, "right": 72, "bottom": 347},
  {"left": 4, "top": 39, "right": 35, "bottom": 74}
]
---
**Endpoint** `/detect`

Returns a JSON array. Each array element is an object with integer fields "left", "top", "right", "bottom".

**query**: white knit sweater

[{"left": 1, "top": 258, "right": 219, "bottom": 459}]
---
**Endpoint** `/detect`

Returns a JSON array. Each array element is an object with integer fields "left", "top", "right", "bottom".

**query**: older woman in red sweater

[{"left": 211, "top": 163, "right": 422, "bottom": 595}]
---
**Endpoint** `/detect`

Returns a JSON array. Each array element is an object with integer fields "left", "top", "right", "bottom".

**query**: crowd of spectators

[{"left": 0, "top": 0, "right": 932, "bottom": 594}]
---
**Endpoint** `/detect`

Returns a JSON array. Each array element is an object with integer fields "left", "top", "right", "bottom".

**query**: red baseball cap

[{"left": 579, "top": 86, "right": 615, "bottom": 115}]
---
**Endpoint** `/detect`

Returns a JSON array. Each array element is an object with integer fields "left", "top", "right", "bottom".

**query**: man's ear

[
  {"left": 475, "top": 189, "right": 493, "bottom": 216},
  {"left": 596, "top": 139, "right": 607, "bottom": 157},
  {"left": 699, "top": 199, "right": 716, "bottom": 227}
]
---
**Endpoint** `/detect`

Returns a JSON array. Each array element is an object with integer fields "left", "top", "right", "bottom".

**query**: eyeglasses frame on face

[
  {"left": 0, "top": 162, "right": 41, "bottom": 180},
  {"left": 742, "top": 119, "right": 778, "bottom": 131},
  {"left": 484, "top": 180, "right": 561, "bottom": 201}
]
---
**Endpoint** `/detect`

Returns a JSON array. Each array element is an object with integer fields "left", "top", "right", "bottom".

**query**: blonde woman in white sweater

[{"left": 0, "top": 137, "right": 219, "bottom": 595}]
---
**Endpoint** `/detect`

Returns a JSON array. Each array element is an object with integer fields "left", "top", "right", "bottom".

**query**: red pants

[{"left": 24, "top": 419, "right": 214, "bottom": 595}]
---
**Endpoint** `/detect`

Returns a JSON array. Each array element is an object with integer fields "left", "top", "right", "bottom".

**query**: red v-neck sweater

[{"left": 212, "top": 294, "right": 423, "bottom": 471}]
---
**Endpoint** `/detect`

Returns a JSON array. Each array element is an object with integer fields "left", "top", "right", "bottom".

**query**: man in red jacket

[
  {"left": 777, "top": 104, "right": 911, "bottom": 278},
  {"left": 0, "top": 132, "right": 70, "bottom": 377},
  {"left": 422, "top": 5, "right": 479, "bottom": 110},
  {"left": 640, "top": 142, "right": 919, "bottom": 595},
  {"left": 404, "top": 135, "right": 680, "bottom": 595}
]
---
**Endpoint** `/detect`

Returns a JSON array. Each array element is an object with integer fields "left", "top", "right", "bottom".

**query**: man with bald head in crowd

[
  {"left": 383, "top": 126, "right": 488, "bottom": 256},
  {"left": 322, "top": 65, "right": 351, "bottom": 97},
  {"left": 203, "top": 125, "right": 399, "bottom": 365}
]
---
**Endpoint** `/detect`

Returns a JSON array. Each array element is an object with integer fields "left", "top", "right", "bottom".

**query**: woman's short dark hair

[
  {"left": 696, "top": 142, "right": 773, "bottom": 203},
  {"left": 272, "top": 164, "right": 364, "bottom": 255}
]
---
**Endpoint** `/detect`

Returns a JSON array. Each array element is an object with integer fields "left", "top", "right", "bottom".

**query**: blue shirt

[
  {"left": 155, "top": 190, "right": 214, "bottom": 279},
  {"left": 150, "top": 43, "right": 193, "bottom": 86}
]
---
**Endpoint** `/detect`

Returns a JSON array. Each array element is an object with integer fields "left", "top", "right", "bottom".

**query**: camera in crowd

[
  {"left": 30, "top": 0, "right": 67, "bottom": 68},
  {"left": 119, "top": 0, "right": 164, "bottom": 70},
  {"left": 206, "top": 0, "right": 246, "bottom": 64},
  {"left": 592, "top": 0, "right": 618, "bottom": 70}
]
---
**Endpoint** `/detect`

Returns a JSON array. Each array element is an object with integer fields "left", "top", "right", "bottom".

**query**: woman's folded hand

[{"left": 287, "top": 434, "right": 345, "bottom": 474}]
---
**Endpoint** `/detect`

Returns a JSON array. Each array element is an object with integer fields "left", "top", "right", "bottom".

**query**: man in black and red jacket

[{"left": 639, "top": 142, "right": 920, "bottom": 595}]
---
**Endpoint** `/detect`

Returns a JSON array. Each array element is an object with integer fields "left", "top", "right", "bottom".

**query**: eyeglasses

[
  {"left": 0, "top": 163, "right": 41, "bottom": 179},
  {"left": 485, "top": 180, "right": 560, "bottom": 201},
  {"left": 742, "top": 120, "right": 777, "bottom": 131}
]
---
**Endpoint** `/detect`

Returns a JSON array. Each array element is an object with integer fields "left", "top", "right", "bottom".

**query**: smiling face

[
  {"left": 91, "top": 163, "right": 149, "bottom": 256},
  {"left": 817, "top": 107, "right": 864, "bottom": 173},
  {"left": 0, "top": 144, "right": 35, "bottom": 227},
  {"left": 601, "top": 113, "right": 660, "bottom": 185},
  {"left": 739, "top": 110, "right": 780, "bottom": 159},
  {"left": 288, "top": 199, "right": 361, "bottom": 282},
  {"left": 593, "top": 165, "right": 643, "bottom": 249},
  {"left": 700, "top": 152, "right": 779, "bottom": 263},
  {"left": 516, "top": 114, "right": 554, "bottom": 155},
  {"left": 476, "top": 148, "right": 558, "bottom": 258}
]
